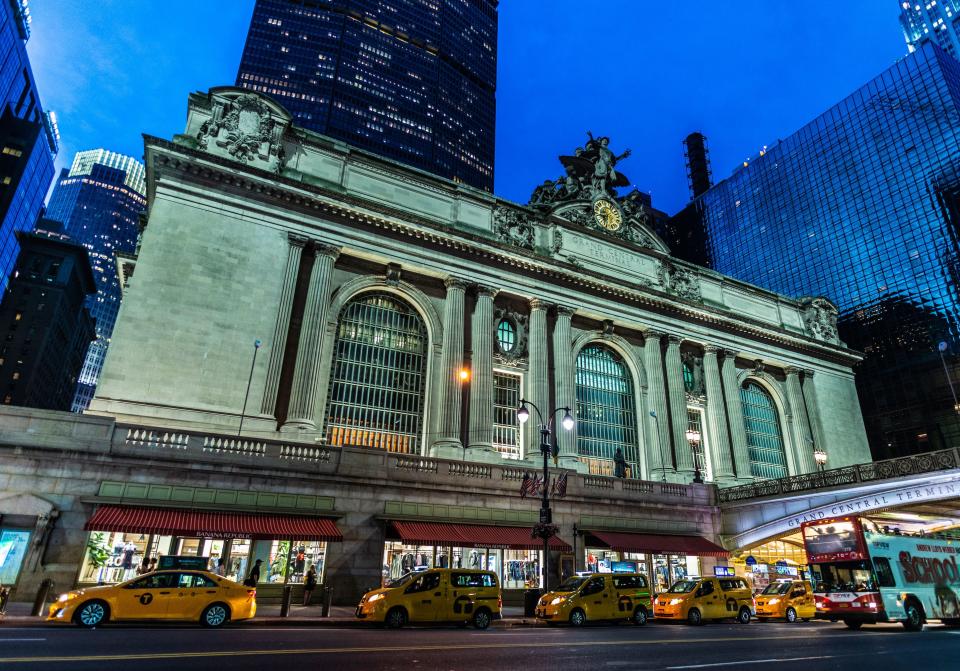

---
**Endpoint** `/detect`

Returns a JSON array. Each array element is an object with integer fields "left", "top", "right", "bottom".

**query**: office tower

[
  {"left": 0, "top": 224, "right": 95, "bottom": 410},
  {"left": 236, "top": 0, "right": 497, "bottom": 191},
  {"left": 665, "top": 42, "right": 960, "bottom": 460},
  {"left": 899, "top": 0, "right": 960, "bottom": 56},
  {"left": 684, "top": 132, "right": 712, "bottom": 199},
  {"left": 0, "top": 0, "right": 58, "bottom": 291},
  {"left": 45, "top": 150, "right": 146, "bottom": 411}
]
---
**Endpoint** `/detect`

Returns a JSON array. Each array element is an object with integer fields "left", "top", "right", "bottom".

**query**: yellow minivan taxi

[
  {"left": 356, "top": 568, "right": 501, "bottom": 629},
  {"left": 654, "top": 576, "right": 754, "bottom": 625},
  {"left": 47, "top": 570, "right": 256, "bottom": 628},
  {"left": 536, "top": 573, "right": 651, "bottom": 626},
  {"left": 755, "top": 580, "right": 815, "bottom": 622}
]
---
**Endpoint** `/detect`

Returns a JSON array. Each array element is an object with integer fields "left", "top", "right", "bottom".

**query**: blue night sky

[{"left": 28, "top": 0, "right": 904, "bottom": 215}]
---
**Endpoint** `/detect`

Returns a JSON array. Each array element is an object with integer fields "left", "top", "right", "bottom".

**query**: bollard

[
  {"left": 31, "top": 578, "right": 54, "bottom": 617},
  {"left": 321, "top": 585, "right": 333, "bottom": 617},
  {"left": 280, "top": 584, "right": 293, "bottom": 618}
]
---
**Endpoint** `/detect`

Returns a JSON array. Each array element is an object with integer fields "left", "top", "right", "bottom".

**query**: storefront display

[{"left": 0, "top": 529, "right": 30, "bottom": 586}]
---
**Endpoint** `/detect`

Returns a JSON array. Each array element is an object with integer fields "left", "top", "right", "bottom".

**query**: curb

[{"left": 0, "top": 615, "right": 541, "bottom": 629}]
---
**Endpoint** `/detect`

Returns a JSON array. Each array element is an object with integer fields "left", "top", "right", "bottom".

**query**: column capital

[
  {"left": 474, "top": 284, "right": 498, "bottom": 298},
  {"left": 444, "top": 276, "right": 470, "bottom": 291},
  {"left": 312, "top": 242, "right": 341, "bottom": 260},
  {"left": 645, "top": 329, "right": 666, "bottom": 341},
  {"left": 722, "top": 348, "right": 738, "bottom": 359},
  {"left": 803, "top": 368, "right": 815, "bottom": 378},
  {"left": 555, "top": 305, "right": 575, "bottom": 317},
  {"left": 667, "top": 334, "right": 683, "bottom": 346},
  {"left": 785, "top": 366, "right": 802, "bottom": 377},
  {"left": 704, "top": 344, "right": 721, "bottom": 355},
  {"left": 529, "top": 298, "right": 552, "bottom": 311},
  {"left": 287, "top": 233, "right": 309, "bottom": 247}
]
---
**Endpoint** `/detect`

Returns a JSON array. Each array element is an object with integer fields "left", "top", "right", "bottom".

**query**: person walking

[
  {"left": 303, "top": 566, "right": 317, "bottom": 606},
  {"left": 244, "top": 559, "right": 263, "bottom": 587}
]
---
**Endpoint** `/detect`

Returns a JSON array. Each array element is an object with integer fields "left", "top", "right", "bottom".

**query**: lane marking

[
  {"left": 667, "top": 656, "right": 833, "bottom": 669},
  {"left": 0, "top": 639, "right": 46, "bottom": 643}
]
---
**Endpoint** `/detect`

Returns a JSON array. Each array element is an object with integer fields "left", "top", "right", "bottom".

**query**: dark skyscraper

[
  {"left": 664, "top": 42, "right": 960, "bottom": 461},
  {"left": 0, "top": 0, "right": 58, "bottom": 292},
  {"left": 236, "top": 0, "right": 497, "bottom": 192},
  {"left": 45, "top": 150, "right": 145, "bottom": 411},
  {"left": 0, "top": 225, "right": 95, "bottom": 410}
]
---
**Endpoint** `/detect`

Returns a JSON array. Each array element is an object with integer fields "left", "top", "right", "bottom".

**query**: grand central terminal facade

[{"left": 0, "top": 88, "right": 872, "bottom": 605}]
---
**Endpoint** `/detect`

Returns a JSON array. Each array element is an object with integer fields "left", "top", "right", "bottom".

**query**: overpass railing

[{"left": 718, "top": 447, "right": 960, "bottom": 503}]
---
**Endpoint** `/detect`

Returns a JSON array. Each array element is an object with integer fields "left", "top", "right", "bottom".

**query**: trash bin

[{"left": 523, "top": 588, "right": 542, "bottom": 618}]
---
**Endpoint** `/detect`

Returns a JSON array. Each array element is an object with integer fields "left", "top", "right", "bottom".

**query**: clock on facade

[{"left": 593, "top": 198, "right": 623, "bottom": 232}]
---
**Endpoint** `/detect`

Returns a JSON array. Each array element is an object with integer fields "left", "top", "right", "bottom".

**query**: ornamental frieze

[{"left": 194, "top": 89, "right": 291, "bottom": 174}]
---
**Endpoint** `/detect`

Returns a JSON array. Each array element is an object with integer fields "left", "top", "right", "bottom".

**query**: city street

[{"left": 0, "top": 621, "right": 958, "bottom": 670}]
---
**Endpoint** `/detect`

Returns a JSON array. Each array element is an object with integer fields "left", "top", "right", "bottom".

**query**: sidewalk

[{"left": 0, "top": 602, "right": 537, "bottom": 628}]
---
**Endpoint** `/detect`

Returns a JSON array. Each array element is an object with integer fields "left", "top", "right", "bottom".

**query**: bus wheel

[
  {"left": 844, "top": 620, "right": 862, "bottom": 630},
  {"left": 902, "top": 600, "right": 924, "bottom": 632}
]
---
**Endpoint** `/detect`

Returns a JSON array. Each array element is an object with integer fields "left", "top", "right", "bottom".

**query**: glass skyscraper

[
  {"left": 45, "top": 149, "right": 146, "bottom": 411},
  {"left": 236, "top": 0, "right": 497, "bottom": 192},
  {"left": 664, "top": 42, "right": 960, "bottom": 460},
  {"left": 0, "top": 0, "right": 57, "bottom": 292},
  {"left": 900, "top": 0, "right": 960, "bottom": 57}
]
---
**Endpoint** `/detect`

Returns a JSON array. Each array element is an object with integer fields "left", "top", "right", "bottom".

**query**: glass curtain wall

[
  {"left": 740, "top": 382, "right": 788, "bottom": 479},
  {"left": 575, "top": 345, "right": 639, "bottom": 476}
]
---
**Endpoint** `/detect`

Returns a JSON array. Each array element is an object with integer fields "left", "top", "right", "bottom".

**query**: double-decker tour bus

[{"left": 801, "top": 516, "right": 960, "bottom": 631}]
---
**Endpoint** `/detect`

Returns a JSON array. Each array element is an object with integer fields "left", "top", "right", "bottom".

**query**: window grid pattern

[
  {"left": 492, "top": 371, "right": 521, "bottom": 459},
  {"left": 687, "top": 408, "right": 708, "bottom": 478},
  {"left": 740, "top": 382, "right": 788, "bottom": 480},
  {"left": 325, "top": 293, "right": 427, "bottom": 454},
  {"left": 682, "top": 363, "right": 695, "bottom": 392},
  {"left": 575, "top": 345, "right": 639, "bottom": 476},
  {"left": 496, "top": 319, "right": 515, "bottom": 353}
]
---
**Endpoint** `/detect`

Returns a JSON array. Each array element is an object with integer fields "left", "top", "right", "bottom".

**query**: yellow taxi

[
  {"left": 47, "top": 570, "right": 257, "bottom": 628},
  {"left": 356, "top": 568, "right": 501, "bottom": 629},
  {"left": 654, "top": 576, "right": 754, "bottom": 625},
  {"left": 536, "top": 573, "right": 651, "bottom": 626},
  {"left": 754, "top": 580, "right": 815, "bottom": 622}
]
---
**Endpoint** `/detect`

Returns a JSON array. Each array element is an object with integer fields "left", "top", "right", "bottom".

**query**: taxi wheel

[
  {"left": 569, "top": 608, "right": 586, "bottom": 627},
  {"left": 74, "top": 600, "right": 109, "bottom": 628},
  {"left": 473, "top": 608, "right": 492, "bottom": 630},
  {"left": 785, "top": 607, "right": 797, "bottom": 623},
  {"left": 632, "top": 606, "right": 648, "bottom": 626},
  {"left": 385, "top": 607, "right": 408, "bottom": 629},
  {"left": 687, "top": 608, "right": 702, "bottom": 626},
  {"left": 737, "top": 607, "right": 751, "bottom": 625},
  {"left": 201, "top": 603, "right": 230, "bottom": 628}
]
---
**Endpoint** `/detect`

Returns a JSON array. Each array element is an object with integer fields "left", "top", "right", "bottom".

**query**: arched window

[
  {"left": 325, "top": 292, "right": 428, "bottom": 453},
  {"left": 575, "top": 344, "right": 639, "bottom": 476},
  {"left": 740, "top": 381, "right": 788, "bottom": 479}
]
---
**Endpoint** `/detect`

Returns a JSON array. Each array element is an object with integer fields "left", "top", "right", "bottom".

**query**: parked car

[
  {"left": 536, "top": 573, "right": 651, "bottom": 626},
  {"left": 755, "top": 580, "right": 815, "bottom": 622},
  {"left": 654, "top": 576, "right": 754, "bottom": 625}
]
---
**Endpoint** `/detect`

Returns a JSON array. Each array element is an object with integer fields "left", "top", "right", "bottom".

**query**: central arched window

[
  {"left": 740, "top": 381, "right": 788, "bottom": 480},
  {"left": 325, "top": 292, "right": 427, "bottom": 454},
  {"left": 575, "top": 344, "right": 639, "bottom": 476}
]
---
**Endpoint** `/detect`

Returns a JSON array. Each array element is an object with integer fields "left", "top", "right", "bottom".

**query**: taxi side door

[
  {"left": 792, "top": 581, "right": 815, "bottom": 619},
  {"left": 579, "top": 576, "right": 611, "bottom": 620},
  {"left": 171, "top": 572, "right": 220, "bottom": 620},
  {"left": 402, "top": 571, "right": 444, "bottom": 622},
  {"left": 114, "top": 573, "right": 177, "bottom": 620},
  {"left": 447, "top": 571, "right": 481, "bottom": 621},
  {"left": 696, "top": 579, "right": 723, "bottom": 619}
]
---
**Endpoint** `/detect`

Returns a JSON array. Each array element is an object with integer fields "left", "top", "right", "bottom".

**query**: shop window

[
  {"left": 325, "top": 292, "right": 428, "bottom": 454},
  {"left": 493, "top": 371, "right": 521, "bottom": 459},
  {"left": 575, "top": 344, "right": 639, "bottom": 476},
  {"left": 0, "top": 529, "right": 30, "bottom": 585},
  {"left": 740, "top": 382, "right": 788, "bottom": 480}
]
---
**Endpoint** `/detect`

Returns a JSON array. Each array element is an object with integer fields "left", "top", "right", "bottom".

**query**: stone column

[
  {"left": 524, "top": 299, "right": 551, "bottom": 461},
  {"left": 665, "top": 335, "right": 694, "bottom": 477},
  {"left": 260, "top": 233, "right": 306, "bottom": 419},
  {"left": 281, "top": 243, "right": 340, "bottom": 432},
  {"left": 703, "top": 345, "right": 735, "bottom": 482},
  {"left": 802, "top": 369, "right": 828, "bottom": 459},
  {"left": 643, "top": 330, "right": 673, "bottom": 480},
  {"left": 430, "top": 277, "right": 468, "bottom": 456},
  {"left": 553, "top": 306, "right": 580, "bottom": 469},
  {"left": 468, "top": 285, "right": 498, "bottom": 459},
  {"left": 786, "top": 367, "right": 817, "bottom": 473},
  {"left": 721, "top": 349, "right": 753, "bottom": 482}
]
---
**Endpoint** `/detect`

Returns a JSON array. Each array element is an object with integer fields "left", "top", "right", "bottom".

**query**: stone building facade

[{"left": 0, "top": 87, "right": 871, "bottom": 607}]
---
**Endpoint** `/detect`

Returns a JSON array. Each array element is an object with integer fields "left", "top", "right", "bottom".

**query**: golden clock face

[{"left": 593, "top": 198, "right": 623, "bottom": 231}]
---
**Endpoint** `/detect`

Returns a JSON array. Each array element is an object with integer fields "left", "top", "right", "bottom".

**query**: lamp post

[
  {"left": 517, "top": 399, "right": 574, "bottom": 592},
  {"left": 649, "top": 410, "right": 667, "bottom": 482},
  {"left": 938, "top": 342, "right": 960, "bottom": 414},
  {"left": 684, "top": 428, "right": 704, "bottom": 484},
  {"left": 238, "top": 339, "right": 262, "bottom": 437}
]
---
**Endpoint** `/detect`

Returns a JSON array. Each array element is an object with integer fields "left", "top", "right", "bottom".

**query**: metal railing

[{"left": 718, "top": 447, "right": 960, "bottom": 503}]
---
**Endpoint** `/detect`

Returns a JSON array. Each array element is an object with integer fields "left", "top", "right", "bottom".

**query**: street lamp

[
  {"left": 813, "top": 447, "right": 828, "bottom": 473},
  {"left": 684, "top": 428, "right": 704, "bottom": 484},
  {"left": 649, "top": 410, "right": 667, "bottom": 482},
  {"left": 238, "top": 339, "right": 262, "bottom": 437},
  {"left": 517, "top": 399, "right": 574, "bottom": 592},
  {"left": 938, "top": 342, "right": 960, "bottom": 414}
]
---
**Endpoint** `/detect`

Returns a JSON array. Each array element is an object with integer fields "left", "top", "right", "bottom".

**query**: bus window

[
  {"left": 873, "top": 557, "right": 895, "bottom": 588},
  {"left": 811, "top": 562, "right": 876, "bottom": 593}
]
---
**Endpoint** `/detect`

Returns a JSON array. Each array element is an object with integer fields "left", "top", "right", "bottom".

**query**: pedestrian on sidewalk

[
  {"left": 244, "top": 559, "right": 263, "bottom": 587},
  {"left": 303, "top": 566, "right": 317, "bottom": 606}
]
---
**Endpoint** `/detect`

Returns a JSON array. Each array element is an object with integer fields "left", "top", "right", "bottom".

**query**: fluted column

[
  {"left": 261, "top": 234, "right": 307, "bottom": 419},
  {"left": 665, "top": 335, "right": 694, "bottom": 476},
  {"left": 643, "top": 330, "right": 674, "bottom": 480},
  {"left": 703, "top": 345, "right": 735, "bottom": 482},
  {"left": 524, "top": 299, "right": 550, "bottom": 460},
  {"left": 802, "top": 369, "right": 827, "bottom": 459},
  {"left": 553, "top": 306, "right": 577, "bottom": 461},
  {"left": 282, "top": 243, "right": 340, "bottom": 432},
  {"left": 468, "top": 285, "right": 497, "bottom": 456},
  {"left": 721, "top": 349, "right": 753, "bottom": 482},
  {"left": 786, "top": 367, "right": 817, "bottom": 473},
  {"left": 431, "top": 277, "right": 468, "bottom": 454}
]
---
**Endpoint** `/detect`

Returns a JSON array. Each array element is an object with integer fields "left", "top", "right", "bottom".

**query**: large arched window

[
  {"left": 740, "top": 381, "right": 788, "bottom": 480},
  {"left": 575, "top": 344, "right": 639, "bottom": 476},
  {"left": 325, "top": 292, "right": 428, "bottom": 454}
]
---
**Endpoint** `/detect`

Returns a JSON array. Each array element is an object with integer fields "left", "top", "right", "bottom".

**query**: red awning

[
  {"left": 85, "top": 505, "right": 342, "bottom": 541},
  {"left": 390, "top": 521, "right": 571, "bottom": 551},
  {"left": 588, "top": 531, "right": 729, "bottom": 558}
]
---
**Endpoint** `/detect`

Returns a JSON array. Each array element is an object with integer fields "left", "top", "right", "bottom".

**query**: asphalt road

[{"left": 1, "top": 620, "right": 958, "bottom": 670}]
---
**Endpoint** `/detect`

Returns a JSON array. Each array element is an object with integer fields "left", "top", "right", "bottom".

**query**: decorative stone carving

[
  {"left": 493, "top": 306, "right": 529, "bottom": 367},
  {"left": 681, "top": 350, "right": 706, "bottom": 402},
  {"left": 659, "top": 261, "right": 702, "bottom": 302},
  {"left": 800, "top": 297, "right": 840, "bottom": 344},
  {"left": 384, "top": 263, "right": 402, "bottom": 286},
  {"left": 493, "top": 206, "right": 535, "bottom": 250},
  {"left": 550, "top": 229, "right": 564, "bottom": 255},
  {"left": 601, "top": 319, "right": 615, "bottom": 336},
  {"left": 196, "top": 92, "right": 289, "bottom": 173},
  {"left": 752, "top": 359, "right": 766, "bottom": 375}
]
